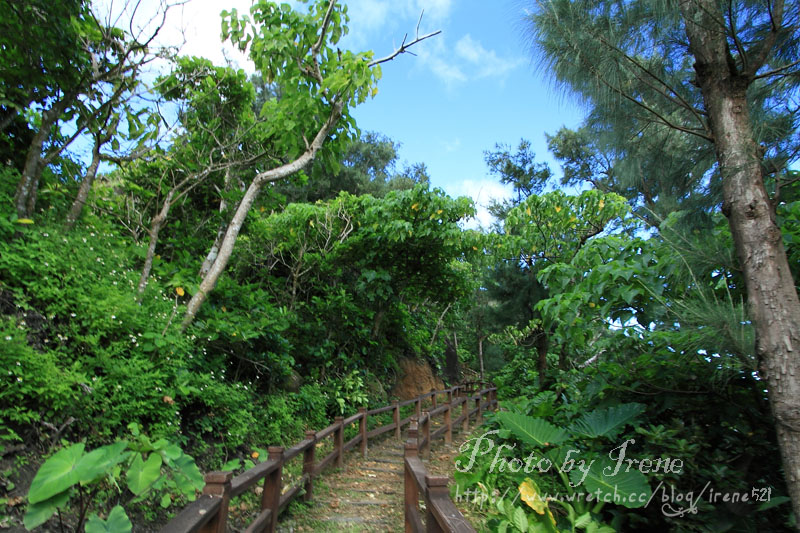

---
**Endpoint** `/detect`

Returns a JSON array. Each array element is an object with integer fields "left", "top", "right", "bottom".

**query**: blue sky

[{"left": 104, "top": 0, "right": 588, "bottom": 226}]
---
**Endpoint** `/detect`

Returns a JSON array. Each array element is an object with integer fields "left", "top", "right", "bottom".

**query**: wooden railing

[
  {"left": 160, "top": 381, "right": 496, "bottom": 533},
  {"left": 404, "top": 385, "right": 496, "bottom": 533}
]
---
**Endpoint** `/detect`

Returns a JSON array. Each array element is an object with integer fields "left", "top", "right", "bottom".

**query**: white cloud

[
  {"left": 417, "top": 39, "right": 468, "bottom": 86},
  {"left": 455, "top": 34, "right": 524, "bottom": 79},
  {"left": 341, "top": 0, "right": 452, "bottom": 50},
  {"left": 450, "top": 179, "right": 512, "bottom": 230},
  {"left": 416, "top": 33, "right": 523, "bottom": 89},
  {"left": 442, "top": 138, "right": 461, "bottom": 152}
]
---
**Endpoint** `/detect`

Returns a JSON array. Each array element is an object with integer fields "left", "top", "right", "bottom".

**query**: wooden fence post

[
  {"left": 431, "top": 388, "right": 438, "bottom": 409},
  {"left": 359, "top": 406, "right": 368, "bottom": 457},
  {"left": 462, "top": 393, "right": 469, "bottom": 433},
  {"left": 303, "top": 430, "right": 316, "bottom": 502},
  {"left": 405, "top": 421, "right": 419, "bottom": 533},
  {"left": 415, "top": 397, "right": 421, "bottom": 419},
  {"left": 444, "top": 400, "right": 452, "bottom": 444},
  {"left": 198, "top": 471, "right": 231, "bottom": 533},
  {"left": 394, "top": 401, "right": 401, "bottom": 440},
  {"left": 334, "top": 416, "right": 344, "bottom": 468},
  {"left": 263, "top": 446, "right": 283, "bottom": 533},
  {"left": 475, "top": 395, "right": 483, "bottom": 426},
  {"left": 421, "top": 412, "right": 431, "bottom": 459},
  {"left": 425, "top": 475, "right": 450, "bottom": 533}
]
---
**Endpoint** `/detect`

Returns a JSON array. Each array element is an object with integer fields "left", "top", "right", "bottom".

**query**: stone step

[{"left": 317, "top": 499, "right": 393, "bottom": 506}]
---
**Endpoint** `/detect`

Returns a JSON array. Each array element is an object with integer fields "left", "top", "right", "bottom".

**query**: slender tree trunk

[
  {"left": 0, "top": 108, "right": 18, "bottom": 133},
  {"left": 478, "top": 335, "right": 485, "bottom": 382},
  {"left": 199, "top": 168, "right": 237, "bottom": 277},
  {"left": 14, "top": 99, "right": 67, "bottom": 218},
  {"left": 681, "top": 0, "right": 800, "bottom": 521},
  {"left": 181, "top": 102, "right": 343, "bottom": 329},
  {"left": 137, "top": 190, "right": 175, "bottom": 295},
  {"left": 536, "top": 329, "right": 548, "bottom": 386},
  {"left": 65, "top": 136, "right": 103, "bottom": 230}
]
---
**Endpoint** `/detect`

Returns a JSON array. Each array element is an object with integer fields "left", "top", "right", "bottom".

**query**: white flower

[{"left": 4, "top": 336, "right": 11, "bottom": 341}]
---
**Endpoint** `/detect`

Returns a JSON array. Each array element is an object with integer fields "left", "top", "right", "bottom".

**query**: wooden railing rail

[
  {"left": 161, "top": 381, "right": 497, "bottom": 533},
  {"left": 404, "top": 417, "right": 479, "bottom": 533}
]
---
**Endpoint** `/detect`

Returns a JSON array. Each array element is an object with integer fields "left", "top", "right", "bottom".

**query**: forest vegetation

[{"left": 0, "top": 0, "right": 798, "bottom": 531}]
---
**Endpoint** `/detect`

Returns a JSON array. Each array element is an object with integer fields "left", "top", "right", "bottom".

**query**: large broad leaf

[
  {"left": 171, "top": 454, "right": 204, "bottom": 496},
  {"left": 569, "top": 458, "right": 651, "bottom": 509},
  {"left": 27, "top": 443, "right": 85, "bottom": 504},
  {"left": 85, "top": 506, "right": 133, "bottom": 533},
  {"left": 569, "top": 403, "right": 645, "bottom": 439},
  {"left": 23, "top": 490, "right": 70, "bottom": 529},
  {"left": 496, "top": 412, "right": 568, "bottom": 447},
  {"left": 75, "top": 441, "right": 129, "bottom": 484},
  {"left": 126, "top": 453, "right": 162, "bottom": 496}
]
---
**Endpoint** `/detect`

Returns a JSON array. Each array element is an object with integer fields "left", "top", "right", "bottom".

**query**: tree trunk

[
  {"left": 0, "top": 108, "right": 18, "bottom": 133},
  {"left": 478, "top": 335, "right": 485, "bottom": 382},
  {"left": 137, "top": 190, "right": 175, "bottom": 295},
  {"left": 14, "top": 104, "right": 61, "bottom": 218},
  {"left": 13, "top": 92, "right": 76, "bottom": 218},
  {"left": 536, "top": 329, "right": 549, "bottom": 387},
  {"left": 199, "top": 168, "right": 238, "bottom": 277},
  {"left": 681, "top": 0, "right": 800, "bottom": 521},
  {"left": 181, "top": 102, "right": 343, "bottom": 329},
  {"left": 444, "top": 337, "right": 459, "bottom": 383},
  {"left": 65, "top": 136, "right": 103, "bottom": 230}
]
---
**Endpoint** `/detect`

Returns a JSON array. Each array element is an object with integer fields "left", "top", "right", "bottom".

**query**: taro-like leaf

[
  {"left": 126, "top": 453, "right": 162, "bottom": 495},
  {"left": 23, "top": 490, "right": 70, "bottom": 530},
  {"left": 569, "top": 403, "right": 645, "bottom": 439},
  {"left": 84, "top": 505, "right": 132, "bottom": 533},
  {"left": 496, "top": 412, "right": 568, "bottom": 447},
  {"left": 569, "top": 458, "right": 651, "bottom": 508},
  {"left": 28, "top": 443, "right": 85, "bottom": 504}
]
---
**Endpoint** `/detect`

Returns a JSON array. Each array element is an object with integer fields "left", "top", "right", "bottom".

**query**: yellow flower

[
  {"left": 554, "top": 206, "right": 562, "bottom": 213},
  {"left": 251, "top": 451, "right": 259, "bottom": 459},
  {"left": 519, "top": 479, "right": 546, "bottom": 514},
  {"left": 15, "top": 218, "right": 34, "bottom": 224},
  {"left": 598, "top": 199, "right": 605, "bottom": 209},
  {"left": 525, "top": 206, "right": 532, "bottom": 216},
  {"left": 411, "top": 203, "right": 419, "bottom": 210},
  {"left": 589, "top": 302, "right": 596, "bottom": 308},
  {"left": 437, "top": 209, "right": 443, "bottom": 215},
  {"left": 175, "top": 287, "right": 185, "bottom": 297}
]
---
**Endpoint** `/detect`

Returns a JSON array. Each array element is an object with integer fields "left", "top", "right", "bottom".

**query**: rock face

[{"left": 390, "top": 357, "right": 445, "bottom": 400}]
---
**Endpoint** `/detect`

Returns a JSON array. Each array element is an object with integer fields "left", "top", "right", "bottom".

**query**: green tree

[
  {"left": 180, "top": 0, "right": 439, "bottom": 327},
  {"left": 278, "top": 131, "right": 429, "bottom": 203},
  {"left": 526, "top": 0, "right": 800, "bottom": 514}
]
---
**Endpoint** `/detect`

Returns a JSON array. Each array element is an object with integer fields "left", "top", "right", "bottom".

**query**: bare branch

[
  {"left": 368, "top": 12, "right": 441, "bottom": 67},
  {"left": 754, "top": 58, "right": 800, "bottom": 80}
]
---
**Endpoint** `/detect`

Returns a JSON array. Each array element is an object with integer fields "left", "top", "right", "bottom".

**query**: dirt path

[{"left": 278, "top": 420, "right": 470, "bottom": 532}]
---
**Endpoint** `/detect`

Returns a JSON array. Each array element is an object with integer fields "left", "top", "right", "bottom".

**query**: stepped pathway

[{"left": 277, "top": 418, "right": 467, "bottom": 532}]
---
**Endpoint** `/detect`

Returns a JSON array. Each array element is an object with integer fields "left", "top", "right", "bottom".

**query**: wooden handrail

[{"left": 160, "top": 380, "right": 497, "bottom": 533}]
